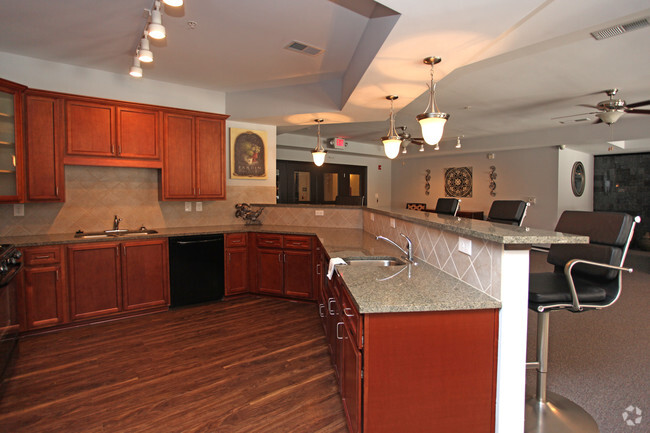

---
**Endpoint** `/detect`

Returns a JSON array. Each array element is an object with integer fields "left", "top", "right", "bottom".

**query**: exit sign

[{"left": 330, "top": 137, "right": 347, "bottom": 148}]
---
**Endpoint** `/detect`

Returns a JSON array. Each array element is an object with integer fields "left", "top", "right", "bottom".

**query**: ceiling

[{"left": 0, "top": 0, "right": 649, "bottom": 156}]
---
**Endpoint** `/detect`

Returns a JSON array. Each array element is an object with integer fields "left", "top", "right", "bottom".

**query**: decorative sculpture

[
  {"left": 489, "top": 166, "right": 497, "bottom": 197},
  {"left": 425, "top": 169, "right": 431, "bottom": 195},
  {"left": 235, "top": 203, "right": 264, "bottom": 225}
]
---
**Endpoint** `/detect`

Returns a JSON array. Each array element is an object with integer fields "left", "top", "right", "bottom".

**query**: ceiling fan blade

[
  {"left": 410, "top": 138, "right": 426, "bottom": 144},
  {"left": 626, "top": 99, "right": 650, "bottom": 109},
  {"left": 593, "top": 118, "right": 603, "bottom": 124},
  {"left": 578, "top": 104, "right": 599, "bottom": 109},
  {"left": 551, "top": 112, "right": 597, "bottom": 120},
  {"left": 625, "top": 108, "right": 650, "bottom": 114}
]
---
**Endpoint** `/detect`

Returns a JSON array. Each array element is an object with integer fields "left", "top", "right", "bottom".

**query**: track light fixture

[
  {"left": 129, "top": 58, "right": 143, "bottom": 78},
  {"left": 162, "top": 0, "right": 183, "bottom": 6},
  {"left": 138, "top": 36, "right": 153, "bottom": 63},
  {"left": 456, "top": 136, "right": 462, "bottom": 149},
  {"left": 416, "top": 56, "right": 450, "bottom": 146},
  {"left": 147, "top": 1, "right": 166, "bottom": 40},
  {"left": 311, "top": 119, "right": 327, "bottom": 166},
  {"left": 381, "top": 95, "right": 402, "bottom": 159}
]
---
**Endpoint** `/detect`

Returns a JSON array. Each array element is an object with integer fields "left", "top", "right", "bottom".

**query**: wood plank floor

[{"left": 0, "top": 296, "right": 348, "bottom": 433}]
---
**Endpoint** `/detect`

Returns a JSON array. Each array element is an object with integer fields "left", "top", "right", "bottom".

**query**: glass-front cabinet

[{"left": 0, "top": 79, "right": 26, "bottom": 203}]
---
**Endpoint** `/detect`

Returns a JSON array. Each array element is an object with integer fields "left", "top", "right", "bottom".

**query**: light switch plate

[
  {"left": 458, "top": 237, "right": 472, "bottom": 255},
  {"left": 315, "top": 210, "right": 324, "bottom": 216},
  {"left": 390, "top": 218, "right": 396, "bottom": 228},
  {"left": 370, "top": 213, "right": 375, "bottom": 221},
  {"left": 13, "top": 204, "right": 24, "bottom": 217},
  {"left": 184, "top": 202, "right": 192, "bottom": 212},
  {"left": 195, "top": 202, "right": 203, "bottom": 212}
]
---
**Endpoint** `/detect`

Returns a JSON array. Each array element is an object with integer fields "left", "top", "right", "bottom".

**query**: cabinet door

[
  {"left": 0, "top": 78, "right": 26, "bottom": 203},
  {"left": 162, "top": 112, "right": 195, "bottom": 199},
  {"left": 257, "top": 248, "right": 284, "bottom": 295},
  {"left": 23, "top": 265, "right": 66, "bottom": 329},
  {"left": 25, "top": 93, "right": 64, "bottom": 202},
  {"left": 341, "top": 324, "right": 362, "bottom": 433},
  {"left": 116, "top": 106, "right": 160, "bottom": 161},
  {"left": 121, "top": 240, "right": 169, "bottom": 311},
  {"left": 283, "top": 249, "right": 313, "bottom": 299},
  {"left": 195, "top": 116, "right": 225, "bottom": 199},
  {"left": 65, "top": 100, "right": 115, "bottom": 157},
  {"left": 225, "top": 248, "right": 248, "bottom": 295},
  {"left": 67, "top": 243, "right": 121, "bottom": 320}
]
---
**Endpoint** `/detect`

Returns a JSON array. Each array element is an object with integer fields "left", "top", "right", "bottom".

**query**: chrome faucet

[
  {"left": 376, "top": 233, "right": 415, "bottom": 263},
  {"left": 113, "top": 215, "right": 122, "bottom": 231}
]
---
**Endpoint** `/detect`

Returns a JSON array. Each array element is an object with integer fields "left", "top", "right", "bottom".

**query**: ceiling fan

[
  {"left": 397, "top": 126, "right": 427, "bottom": 153},
  {"left": 566, "top": 88, "right": 650, "bottom": 125}
]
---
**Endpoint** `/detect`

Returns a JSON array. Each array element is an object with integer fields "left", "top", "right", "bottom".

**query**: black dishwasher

[{"left": 169, "top": 234, "right": 225, "bottom": 307}]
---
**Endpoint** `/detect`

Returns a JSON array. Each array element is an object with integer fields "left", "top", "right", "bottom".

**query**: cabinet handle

[
  {"left": 344, "top": 307, "right": 354, "bottom": 317},
  {"left": 117, "top": 145, "right": 122, "bottom": 155},
  {"left": 231, "top": 239, "right": 241, "bottom": 243},
  {"left": 316, "top": 263, "right": 321, "bottom": 275},
  {"left": 123, "top": 246, "right": 126, "bottom": 257},
  {"left": 319, "top": 304, "right": 325, "bottom": 318},
  {"left": 55, "top": 186, "right": 59, "bottom": 197},
  {"left": 34, "top": 255, "right": 51, "bottom": 259},
  {"left": 116, "top": 247, "right": 120, "bottom": 258},
  {"left": 55, "top": 269, "right": 60, "bottom": 281},
  {"left": 227, "top": 252, "right": 231, "bottom": 263},
  {"left": 328, "top": 298, "right": 336, "bottom": 315},
  {"left": 278, "top": 253, "right": 282, "bottom": 263},
  {"left": 198, "top": 188, "right": 201, "bottom": 195},
  {"left": 336, "top": 322, "right": 344, "bottom": 340},
  {"left": 111, "top": 143, "right": 115, "bottom": 154}
]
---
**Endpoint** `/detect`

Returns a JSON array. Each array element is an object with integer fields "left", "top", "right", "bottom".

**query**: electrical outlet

[
  {"left": 458, "top": 237, "right": 472, "bottom": 255},
  {"left": 13, "top": 204, "right": 24, "bottom": 217},
  {"left": 390, "top": 218, "right": 396, "bottom": 228},
  {"left": 196, "top": 202, "right": 203, "bottom": 212},
  {"left": 370, "top": 213, "right": 375, "bottom": 221},
  {"left": 184, "top": 202, "right": 192, "bottom": 212},
  {"left": 315, "top": 210, "right": 324, "bottom": 216}
]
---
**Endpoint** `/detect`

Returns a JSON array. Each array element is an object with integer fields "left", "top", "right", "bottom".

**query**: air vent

[
  {"left": 284, "top": 40, "right": 323, "bottom": 56},
  {"left": 590, "top": 18, "right": 650, "bottom": 40}
]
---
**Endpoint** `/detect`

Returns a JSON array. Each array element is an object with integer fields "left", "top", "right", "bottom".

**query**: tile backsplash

[
  {"left": 260, "top": 205, "right": 363, "bottom": 229},
  {"left": 0, "top": 166, "right": 276, "bottom": 236}
]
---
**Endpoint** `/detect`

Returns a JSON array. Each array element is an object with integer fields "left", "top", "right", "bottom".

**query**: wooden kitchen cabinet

[
  {"left": 122, "top": 239, "right": 169, "bottom": 311},
  {"left": 160, "top": 110, "right": 227, "bottom": 200},
  {"left": 24, "top": 91, "right": 65, "bottom": 202},
  {"left": 64, "top": 97, "right": 162, "bottom": 168},
  {"left": 0, "top": 78, "right": 26, "bottom": 203},
  {"left": 21, "top": 245, "right": 67, "bottom": 330},
  {"left": 225, "top": 233, "right": 248, "bottom": 296}
]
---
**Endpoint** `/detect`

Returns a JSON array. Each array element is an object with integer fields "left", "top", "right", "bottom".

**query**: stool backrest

[
  {"left": 487, "top": 200, "right": 529, "bottom": 226},
  {"left": 548, "top": 211, "right": 637, "bottom": 280},
  {"left": 434, "top": 198, "right": 460, "bottom": 216}
]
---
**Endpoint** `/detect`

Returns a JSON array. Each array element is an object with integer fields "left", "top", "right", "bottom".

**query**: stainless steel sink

[
  {"left": 74, "top": 229, "right": 158, "bottom": 238},
  {"left": 343, "top": 256, "right": 406, "bottom": 266}
]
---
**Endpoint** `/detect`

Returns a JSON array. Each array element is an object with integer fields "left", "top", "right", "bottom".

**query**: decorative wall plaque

[
  {"left": 230, "top": 128, "right": 267, "bottom": 179},
  {"left": 444, "top": 166, "right": 473, "bottom": 198}
]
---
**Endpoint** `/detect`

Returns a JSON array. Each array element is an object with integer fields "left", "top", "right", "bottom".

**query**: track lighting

[
  {"left": 162, "top": 0, "right": 183, "bottom": 6},
  {"left": 148, "top": 1, "right": 166, "bottom": 40},
  {"left": 456, "top": 136, "right": 462, "bottom": 149},
  {"left": 416, "top": 57, "right": 450, "bottom": 146},
  {"left": 129, "top": 58, "right": 143, "bottom": 78},
  {"left": 138, "top": 36, "right": 153, "bottom": 63},
  {"left": 381, "top": 95, "right": 402, "bottom": 159},
  {"left": 311, "top": 119, "right": 327, "bottom": 166}
]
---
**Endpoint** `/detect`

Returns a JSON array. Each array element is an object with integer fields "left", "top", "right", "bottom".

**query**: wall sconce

[
  {"left": 311, "top": 119, "right": 327, "bottom": 166},
  {"left": 416, "top": 56, "right": 449, "bottom": 146},
  {"left": 381, "top": 95, "right": 402, "bottom": 159}
]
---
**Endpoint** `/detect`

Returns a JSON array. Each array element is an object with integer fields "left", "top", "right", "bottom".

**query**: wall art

[
  {"left": 230, "top": 128, "right": 267, "bottom": 179},
  {"left": 425, "top": 169, "right": 431, "bottom": 195},
  {"left": 489, "top": 165, "right": 497, "bottom": 196},
  {"left": 444, "top": 166, "right": 473, "bottom": 197}
]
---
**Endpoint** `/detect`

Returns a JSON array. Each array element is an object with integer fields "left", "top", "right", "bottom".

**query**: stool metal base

[{"left": 525, "top": 391, "right": 599, "bottom": 433}]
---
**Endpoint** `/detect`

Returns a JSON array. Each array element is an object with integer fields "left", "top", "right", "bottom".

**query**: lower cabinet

[
  {"left": 62, "top": 239, "right": 170, "bottom": 323},
  {"left": 225, "top": 233, "right": 249, "bottom": 296},
  {"left": 325, "top": 272, "right": 499, "bottom": 433}
]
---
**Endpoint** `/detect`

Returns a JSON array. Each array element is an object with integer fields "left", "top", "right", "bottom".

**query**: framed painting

[{"left": 230, "top": 128, "right": 267, "bottom": 179}]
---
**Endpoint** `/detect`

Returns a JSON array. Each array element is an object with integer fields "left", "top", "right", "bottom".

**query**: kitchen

[{"left": 1, "top": 1, "right": 649, "bottom": 432}]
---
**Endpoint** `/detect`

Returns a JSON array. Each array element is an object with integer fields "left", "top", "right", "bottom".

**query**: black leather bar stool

[
  {"left": 434, "top": 198, "right": 460, "bottom": 216},
  {"left": 526, "top": 211, "right": 639, "bottom": 433},
  {"left": 487, "top": 200, "right": 529, "bottom": 226}
]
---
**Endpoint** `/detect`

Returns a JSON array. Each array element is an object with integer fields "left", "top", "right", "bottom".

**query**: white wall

[
  {"left": 557, "top": 147, "right": 594, "bottom": 219},
  {"left": 390, "top": 147, "right": 560, "bottom": 230},
  {"left": 276, "top": 134, "right": 392, "bottom": 206},
  {"left": 0, "top": 52, "right": 226, "bottom": 113}
]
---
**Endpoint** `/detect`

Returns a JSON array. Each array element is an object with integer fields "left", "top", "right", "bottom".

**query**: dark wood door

[
  {"left": 23, "top": 264, "right": 66, "bottom": 329},
  {"left": 116, "top": 106, "right": 160, "bottom": 161},
  {"left": 24, "top": 93, "right": 64, "bottom": 202},
  {"left": 283, "top": 249, "right": 313, "bottom": 299},
  {"left": 121, "top": 240, "right": 169, "bottom": 311},
  {"left": 65, "top": 100, "right": 115, "bottom": 157},
  {"left": 162, "top": 112, "right": 195, "bottom": 199},
  {"left": 257, "top": 248, "right": 283, "bottom": 295},
  {"left": 67, "top": 243, "right": 121, "bottom": 320},
  {"left": 225, "top": 248, "right": 248, "bottom": 295},
  {"left": 195, "top": 116, "right": 225, "bottom": 199},
  {"left": 341, "top": 323, "right": 362, "bottom": 433}
]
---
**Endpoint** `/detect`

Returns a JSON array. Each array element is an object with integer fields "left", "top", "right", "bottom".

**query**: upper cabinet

[
  {"left": 0, "top": 78, "right": 26, "bottom": 203},
  {"left": 64, "top": 97, "right": 162, "bottom": 168},
  {"left": 160, "top": 110, "right": 228, "bottom": 201}
]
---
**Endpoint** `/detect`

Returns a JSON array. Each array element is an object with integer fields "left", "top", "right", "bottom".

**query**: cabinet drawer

[
  {"left": 23, "top": 245, "right": 62, "bottom": 266},
  {"left": 256, "top": 233, "right": 283, "bottom": 248},
  {"left": 339, "top": 282, "right": 363, "bottom": 349},
  {"left": 283, "top": 235, "right": 312, "bottom": 250},
  {"left": 226, "top": 233, "right": 247, "bottom": 248}
]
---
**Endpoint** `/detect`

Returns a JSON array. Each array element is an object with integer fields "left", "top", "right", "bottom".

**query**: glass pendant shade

[
  {"left": 417, "top": 114, "right": 448, "bottom": 145},
  {"left": 382, "top": 138, "right": 401, "bottom": 159},
  {"left": 311, "top": 119, "right": 327, "bottom": 166},
  {"left": 596, "top": 110, "right": 624, "bottom": 125}
]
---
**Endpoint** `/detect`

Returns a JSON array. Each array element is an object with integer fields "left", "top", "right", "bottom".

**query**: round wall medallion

[
  {"left": 571, "top": 161, "right": 585, "bottom": 197},
  {"left": 444, "top": 166, "right": 473, "bottom": 198}
]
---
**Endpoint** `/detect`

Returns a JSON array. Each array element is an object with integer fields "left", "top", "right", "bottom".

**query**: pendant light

[
  {"left": 147, "top": 1, "right": 166, "bottom": 40},
  {"left": 381, "top": 95, "right": 402, "bottom": 159},
  {"left": 416, "top": 57, "right": 450, "bottom": 145},
  {"left": 311, "top": 119, "right": 327, "bottom": 166}
]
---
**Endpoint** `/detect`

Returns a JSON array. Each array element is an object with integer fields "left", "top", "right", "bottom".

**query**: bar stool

[
  {"left": 526, "top": 211, "right": 639, "bottom": 433},
  {"left": 434, "top": 198, "right": 460, "bottom": 216},
  {"left": 486, "top": 200, "right": 529, "bottom": 226}
]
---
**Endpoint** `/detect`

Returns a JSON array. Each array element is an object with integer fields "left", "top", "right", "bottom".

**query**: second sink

[{"left": 343, "top": 256, "right": 406, "bottom": 266}]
